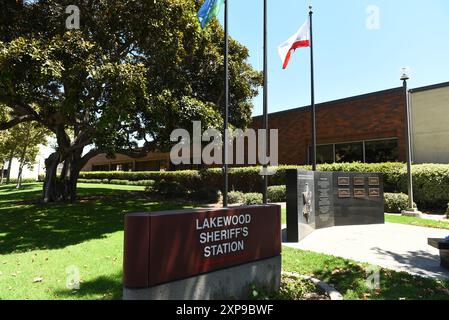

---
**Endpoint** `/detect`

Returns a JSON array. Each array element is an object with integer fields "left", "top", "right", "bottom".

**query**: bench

[{"left": 428, "top": 238, "right": 449, "bottom": 270}]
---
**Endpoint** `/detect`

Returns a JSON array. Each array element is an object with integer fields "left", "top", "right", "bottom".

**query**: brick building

[
  {"left": 81, "top": 82, "right": 449, "bottom": 172},
  {"left": 251, "top": 87, "right": 407, "bottom": 165}
]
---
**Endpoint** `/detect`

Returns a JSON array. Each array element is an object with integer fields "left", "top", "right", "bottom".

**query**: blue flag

[{"left": 197, "top": 0, "right": 224, "bottom": 29}]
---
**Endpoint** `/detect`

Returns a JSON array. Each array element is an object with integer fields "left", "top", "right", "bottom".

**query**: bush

[
  {"left": 398, "top": 164, "right": 449, "bottom": 209},
  {"left": 191, "top": 188, "right": 221, "bottom": 203},
  {"left": 243, "top": 193, "right": 263, "bottom": 206},
  {"left": 226, "top": 191, "right": 245, "bottom": 204},
  {"left": 150, "top": 179, "right": 188, "bottom": 198},
  {"left": 78, "top": 179, "right": 103, "bottom": 184},
  {"left": 268, "top": 185, "right": 286, "bottom": 203},
  {"left": 446, "top": 203, "right": 449, "bottom": 219},
  {"left": 384, "top": 193, "right": 414, "bottom": 213},
  {"left": 128, "top": 180, "right": 155, "bottom": 187},
  {"left": 110, "top": 179, "right": 130, "bottom": 185},
  {"left": 77, "top": 163, "right": 449, "bottom": 209}
]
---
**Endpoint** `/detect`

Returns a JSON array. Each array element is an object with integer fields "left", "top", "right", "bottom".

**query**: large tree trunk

[
  {"left": 43, "top": 152, "right": 61, "bottom": 203},
  {"left": 42, "top": 147, "right": 92, "bottom": 203},
  {"left": 58, "top": 149, "right": 83, "bottom": 202}
]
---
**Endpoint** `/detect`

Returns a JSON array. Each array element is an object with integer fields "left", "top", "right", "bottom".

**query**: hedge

[
  {"left": 1, "top": 178, "right": 38, "bottom": 185},
  {"left": 75, "top": 162, "right": 449, "bottom": 209},
  {"left": 397, "top": 164, "right": 449, "bottom": 209},
  {"left": 243, "top": 193, "right": 264, "bottom": 205},
  {"left": 268, "top": 185, "right": 286, "bottom": 203},
  {"left": 80, "top": 162, "right": 402, "bottom": 193},
  {"left": 384, "top": 193, "right": 414, "bottom": 213}
]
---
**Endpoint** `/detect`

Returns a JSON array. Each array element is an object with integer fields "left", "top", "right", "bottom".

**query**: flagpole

[
  {"left": 223, "top": 0, "right": 229, "bottom": 207},
  {"left": 262, "top": 0, "right": 268, "bottom": 204},
  {"left": 309, "top": 5, "right": 317, "bottom": 172}
]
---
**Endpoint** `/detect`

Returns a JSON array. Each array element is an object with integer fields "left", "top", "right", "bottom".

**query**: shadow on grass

[
  {"left": 54, "top": 272, "right": 123, "bottom": 300},
  {"left": 282, "top": 247, "right": 449, "bottom": 300},
  {"left": 371, "top": 247, "right": 449, "bottom": 279},
  {"left": 0, "top": 183, "right": 184, "bottom": 255}
]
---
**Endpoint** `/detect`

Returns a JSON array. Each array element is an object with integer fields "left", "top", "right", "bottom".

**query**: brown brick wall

[{"left": 251, "top": 87, "right": 407, "bottom": 165}]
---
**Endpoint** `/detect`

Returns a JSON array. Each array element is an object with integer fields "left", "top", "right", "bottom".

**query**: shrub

[
  {"left": 150, "top": 179, "right": 188, "bottom": 198},
  {"left": 128, "top": 180, "right": 155, "bottom": 187},
  {"left": 446, "top": 203, "right": 449, "bottom": 219},
  {"left": 268, "top": 185, "right": 286, "bottom": 203},
  {"left": 226, "top": 191, "right": 245, "bottom": 204},
  {"left": 78, "top": 179, "right": 103, "bottom": 184},
  {"left": 243, "top": 193, "right": 263, "bottom": 206},
  {"left": 398, "top": 164, "right": 449, "bottom": 209},
  {"left": 76, "top": 163, "right": 449, "bottom": 209},
  {"left": 191, "top": 188, "right": 221, "bottom": 203},
  {"left": 110, "top": 179, "right": 130, "bottom": 185},
  {"left": 1, "top": 178, "right": 38, "bottom": 185},
  {"left": 384, "top": 193, "right": 413, "bottom": 213}
]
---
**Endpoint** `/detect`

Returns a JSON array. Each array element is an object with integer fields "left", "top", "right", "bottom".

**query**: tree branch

[{"left": 0, "top": 115, "right": 35, "bottom": 130}]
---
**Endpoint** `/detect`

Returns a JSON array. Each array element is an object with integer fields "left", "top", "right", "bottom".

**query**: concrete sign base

[{"left": 123, "top": 256, "right": 281, "bottom": 300}]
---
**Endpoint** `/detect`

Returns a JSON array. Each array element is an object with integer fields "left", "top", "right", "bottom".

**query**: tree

[
  {"left": 0, "top": 129, "right": 9, "bottom": 184},
  {"left": 0, "top": 123, "right": 18, "bottom": 184},
  {"left": 0, "top": 0, "right": 262, "bottom": 202},
  {"left": 13, "top": 122, "right": 49, "bottom": 188}
]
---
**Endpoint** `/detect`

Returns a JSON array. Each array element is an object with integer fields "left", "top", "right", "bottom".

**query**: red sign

[{"left": 123, "top": 205, "right": 281, "bottom": 288}]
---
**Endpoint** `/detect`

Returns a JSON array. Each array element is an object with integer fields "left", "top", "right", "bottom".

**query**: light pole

[{"left": 400, "top": 67, "right": 421, "bottom": 217}]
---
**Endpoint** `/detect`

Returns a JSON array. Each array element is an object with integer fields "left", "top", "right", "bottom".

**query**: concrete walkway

[{"left": 283, "top": 223, "right": 449, "bottom": 280}]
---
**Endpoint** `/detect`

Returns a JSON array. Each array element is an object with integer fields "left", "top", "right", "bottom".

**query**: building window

[
  {"left": 92, "top": 164, "right": 109, "bottom": 171},
  {"left": 335, "top": 142, "right": 364, "bottom": 163},
  {"left": 135, "top": 160, "right": 161, "bottom": 171},
  {"left": 316, "top": 144, "right": 334, "bottom": 164},
  {"left": 310, "top": 138, "right": 399, "bottom": 164},
  {"left": 365, "top": 139, "right": 399, "bottom": 163}
]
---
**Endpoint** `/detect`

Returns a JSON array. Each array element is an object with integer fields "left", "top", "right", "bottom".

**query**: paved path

[{"left": 283, "top": 223, "right": 449, "bottom": 280}]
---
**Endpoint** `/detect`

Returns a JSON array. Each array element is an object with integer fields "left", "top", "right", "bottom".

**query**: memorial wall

[{"left": 286, "top": 170, "right": 385, "bottom": 242}]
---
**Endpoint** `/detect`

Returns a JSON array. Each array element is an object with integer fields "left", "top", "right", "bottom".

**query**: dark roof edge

[
  {"left": 409, "top": 81, "right": 449, "bottom": 93},
  {"left": 252, "top": 87, "right": 403, "bottom": 120}
]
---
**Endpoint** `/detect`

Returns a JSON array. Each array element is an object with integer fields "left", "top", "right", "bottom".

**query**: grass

[
  {"left": 385, "top": 214, "right": 449, "bottom": 230},
  {"left": 1, "top": 184, "right": 449, "bottom": 300},
  {"left": 282, "top": 208, "right": 449, "bottom": 231},
  {"left": 0, "top": 183, "right": 187, "bottom": 299},
  {"left": 282, "top": 247, "right": 449, "bottom": 300}
]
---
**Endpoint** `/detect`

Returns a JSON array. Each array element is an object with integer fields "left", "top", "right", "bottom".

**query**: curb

[{"left": 282, "top": 271, "right": 344, "bottom": 301}]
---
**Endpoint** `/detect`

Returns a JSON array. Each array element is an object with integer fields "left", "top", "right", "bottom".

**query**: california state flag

[{"left": 278, "top": 20, "right": 310, "bottom": 69}]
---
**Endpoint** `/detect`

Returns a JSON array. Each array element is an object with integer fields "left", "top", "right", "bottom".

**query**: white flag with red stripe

[{"left": 278, "top": 20, "right": 310, "bottom": 69}]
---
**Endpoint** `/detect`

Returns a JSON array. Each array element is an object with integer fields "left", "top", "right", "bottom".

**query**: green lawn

[
  {"left": 386, "top": 214, "right": 449, "bottom": 230},
  {"left": 0, "top": 183, "right": 186, "bottom": 299},
  {"left": 1, "top": 184, "right": 449, "bottom": 300},
  {"left": 283, "top": 247, "right": 449, "bottom": 300},
  {"left": 281, "top": 209, "right": 449, "bottom": 231}
]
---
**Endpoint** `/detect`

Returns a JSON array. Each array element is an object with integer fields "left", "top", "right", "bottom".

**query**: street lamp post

[{"left": 400, "top": 68, "right": 422, "bottom": 217}]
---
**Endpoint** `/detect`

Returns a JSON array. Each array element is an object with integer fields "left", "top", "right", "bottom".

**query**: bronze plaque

[
  {"left": 354, "top": 188, "right": 366, "bottom": 198},
  {"left": 369, "top": 177, "right": 380, "bottom": 186},
  {"left": 354, "top": 177, "right": 365, "bottom": 186},
  {"left": 338, "top": 177, "right": 350, "bottom": 186},
  {"left": 369, "top": 188, "right": 381, "bottom": 197},
  {"left": 338, "top": 188, "right": 351, "bottom": 198}
]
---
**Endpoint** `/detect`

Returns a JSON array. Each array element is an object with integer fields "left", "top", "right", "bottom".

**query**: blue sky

[{"left": 218, "top": 0, "right": 449, "bottom": 116}]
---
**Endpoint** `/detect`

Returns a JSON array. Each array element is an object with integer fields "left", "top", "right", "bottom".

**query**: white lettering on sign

[{"left": 196, "top": 214, "right": 251, "bottom": 258}]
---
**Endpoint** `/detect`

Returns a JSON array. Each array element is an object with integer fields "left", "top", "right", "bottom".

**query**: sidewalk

[{"left": 283, "top": 223, "right": 449, "bottom": 280}]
